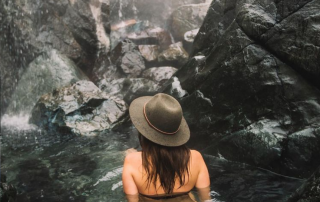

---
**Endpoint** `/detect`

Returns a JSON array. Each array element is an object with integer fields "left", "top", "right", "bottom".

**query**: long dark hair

[{"left": 138, "top": 133, "right": 191, "bottom": 194}]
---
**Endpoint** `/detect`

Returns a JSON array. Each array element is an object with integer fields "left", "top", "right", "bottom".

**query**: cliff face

[{"left": 164, "top": 0, "right": 320, "bottom": 178}]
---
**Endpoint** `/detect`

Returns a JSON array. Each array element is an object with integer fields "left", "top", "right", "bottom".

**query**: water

[
  {"left": 1, "top": 125, "right": 139, "bottom": 201},
  {"left": 1, "top": 125, "right": 303, "bottom": 202}
]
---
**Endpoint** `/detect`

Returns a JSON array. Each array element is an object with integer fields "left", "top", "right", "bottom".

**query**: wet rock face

[
  {"left": 6, "top": 50, "right": 88, "bottom": 115},
  {"left": 30, "top": 81, "right": 128, "bottom": 136},
  {"left": 236, "top": 0, "right": 320, "bottom": 88},
  {"left": 169, "top": 3, "right": 210, "bottom": 42},
  {"left": 142, "top": 67, "right": 178, "bottom": 83},
  {"left": 0, "top": 0, "right": 111, "bottom": 74},
  {"left": 164, "top": 0, "right": 320, "bottom": 178},
  {"left": 158, "top": 42, "right": 189, "bottom": 67},
  {"left": 287, "top": 166, "right": 320, "bottom": 202},
  {"left": 138, "top": 45, "right": 160, "bottom": 62},
  {"left": 98, "top": 78, "right": 159, "bottom": 104},
  {"left": 111, "top": 40, "right": 146, "bottom": 78},
  {"left": 0, "top": 0, "right": 80, "bottom": 67}
]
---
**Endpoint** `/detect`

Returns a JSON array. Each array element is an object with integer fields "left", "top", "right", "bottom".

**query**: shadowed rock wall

[{"left": 163, "top": 0, "right": 320, "bottom": 178}]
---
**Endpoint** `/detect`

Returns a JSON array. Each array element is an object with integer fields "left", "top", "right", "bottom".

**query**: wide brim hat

[{"left": 129, "top": 93, "right": 190, "bottom": 147}]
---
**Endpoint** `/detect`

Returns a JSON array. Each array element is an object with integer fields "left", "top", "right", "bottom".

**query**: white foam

[
  {"left": 111, "top": 181, "right": 123, "bottom": 191},
  {"left": 89, "top": 0, "right": 110, "bottom": 53},
  {"left": 1, "top": 114, "right": 37, "bottom": 131},
  {"left": 94, "top": 167, "right": 123, "bottom": 186}
]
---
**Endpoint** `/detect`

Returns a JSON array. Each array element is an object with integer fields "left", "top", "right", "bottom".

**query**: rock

[
  {"left": 101, "top": 1, "right": 111, "bottom": 34},
  {"left": 169, "top": 3, "right": 210, "bottom": 41},
  {"left": 110, "top": 20, "right": 149, "bottom": 49},
  {"left": 62, "top": 0, "right": 98, "bottom": 52},
  {"left": 30, "top": 81, "right": 128, "bottom": 136},
  {"left": 98, "top": 78, "right": 159, "bottom": 104},
  {"left": 163, "top": 6, "right": 320, "bottom": 177},
  {"left": 254, "top": 1, "right": 319, "bottom": 88},
  {"left": 0, "top": 0, "right": 84, "bottom": 69},
  {"left": 111, "top": 40, "right": 146, "bottom": 78},
  {"left": 128, "top": 27, "right": 173, "bottom": 50},
  {"left": 161, "top": 77, "right": 188, "bottom": 99},
  {"left": 287, "top": 166, "right": 320, "bottom": 202},
  {"left": 6, "top": 49, "right": 88, "bottom": 116},
  {"left": 191, "top": 0, "right": 238, "bottom": 56},
  {"left": 0, "top": 0, "right": 111, "bottom": 75},
  {"left": 138, "top": 45, "right": 160, "bottom": 62},
  {"left": 183, "top": 29, "right": 199, "bottom": 53},
  {"left": 184, "top": 29, "right": 200, "bottom": 44},
  {"left": 285, "top": 128, "right": 320, "bottom": 177},
  {"left": 91, "top": 51, "right": 123, "bottom": 83},
  {"left": 158, "top": 42, "right": 189, "bottom": 67},
  {"left": 141, "top": 67, "right": 178, "bottom": 83}
]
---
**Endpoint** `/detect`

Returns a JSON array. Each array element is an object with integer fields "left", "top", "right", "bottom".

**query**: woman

[{"left": 122, "top": 93, "right": 210, "bottom": 202}]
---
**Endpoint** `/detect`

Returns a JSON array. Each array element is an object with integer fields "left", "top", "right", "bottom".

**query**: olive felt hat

[{"left": 129, "top": 93, "right": 190, "bottom": 147}]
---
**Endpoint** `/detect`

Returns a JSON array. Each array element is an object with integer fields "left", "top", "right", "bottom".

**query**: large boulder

[
  {"left": 30, "top": 81, "right": 128, "bottom": 136},
  {"left": 5, "top": 49, "right": 88, "bottom": 116},
  {"left": 169, "top": 3, "right": 210, "bottom": 42},
  {"left": 162, "top": 0, "right": 320, "bottom": 178},
  {"left": 0, "top": 0, "right": 111, "bottom": 74},
  {"left": 98, "top": 78, "right": 159, "bottom": 104},
  {"left": 236, "top": 0, "right": 320, "bottom": 88},
  {"left": 110, "top": 40, "right": 146, "bottom": 78}
]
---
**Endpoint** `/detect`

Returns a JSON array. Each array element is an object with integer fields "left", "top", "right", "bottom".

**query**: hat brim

[{"left": 129, "top": 96, "right": 190, "bottom": 147}]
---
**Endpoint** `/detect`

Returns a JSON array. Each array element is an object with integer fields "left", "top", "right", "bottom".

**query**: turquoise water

[{"left": 1, "top": 124, "right": 303, "bottom": 202}]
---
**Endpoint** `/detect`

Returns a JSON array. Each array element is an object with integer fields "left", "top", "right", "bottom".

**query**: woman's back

[{"left": 123, "top": 149, "right": 209, "bottom": 196}]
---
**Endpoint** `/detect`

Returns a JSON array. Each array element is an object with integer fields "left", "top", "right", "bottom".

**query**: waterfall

[{"left": 89, "top": 0, "right": 111, "bottom": 53}]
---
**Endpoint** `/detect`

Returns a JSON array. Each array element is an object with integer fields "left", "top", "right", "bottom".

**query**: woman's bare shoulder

[
  {"left": 124, "top": 151, "right": 142, "bottom": 164},
  {"left": 190, "top": 149, "right": 203, "bottom": 158},
  {"left": 190, "top": 150, "right": 205, "bottom": 164}
]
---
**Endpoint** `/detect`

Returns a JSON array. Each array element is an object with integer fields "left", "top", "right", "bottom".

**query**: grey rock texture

[
  {"left": 142, "top": 67, "right": 178, "bottom": 83},
  {"left": 158, "top": 42, "right": 189, "bottom": 67},
  {"left": 287, "top": 166, "right": 320, "bottom": 202},
  {"left": 6, "top": 50, "right": 88, "bottom": 115},
  {"left": 98, "top": 78, "right": 159, "bottom": 104},
  {"left": 183, "top": 28, "right": 200, "bottom": 53},
  {"left": 169, "top": 3, "right": 210, "bottom": 41},
  {"left": 110, "top": 40, "right": 146, "bottom": 78},
  {"left": 0, "top": 0, "right": 111, "bottom": 74},
  {"left": 163, "top": 0, "right": 320, "bottom": 178},
  {"left": 30, "top": 81, "right": 127, "bottom": 136},
  {"left": 138, "top": 45, "right": 160, "bottom": 62}
]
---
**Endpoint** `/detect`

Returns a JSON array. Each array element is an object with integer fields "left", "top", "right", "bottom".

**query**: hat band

[{"left": 143, "top": 103, "right": 180, "bottom": 135}]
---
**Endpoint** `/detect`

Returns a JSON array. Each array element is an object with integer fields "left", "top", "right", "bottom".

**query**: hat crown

[{"left": 145, "top": 93, "right": 182, "bottom": 134}]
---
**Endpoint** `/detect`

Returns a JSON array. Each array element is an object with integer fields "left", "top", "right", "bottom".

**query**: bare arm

[
  {"left": 122, "top": 155, "right": 139, "bottom": 195},
  {"left": 194, "top": 151, "right": 211, "bottom": 201}
]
